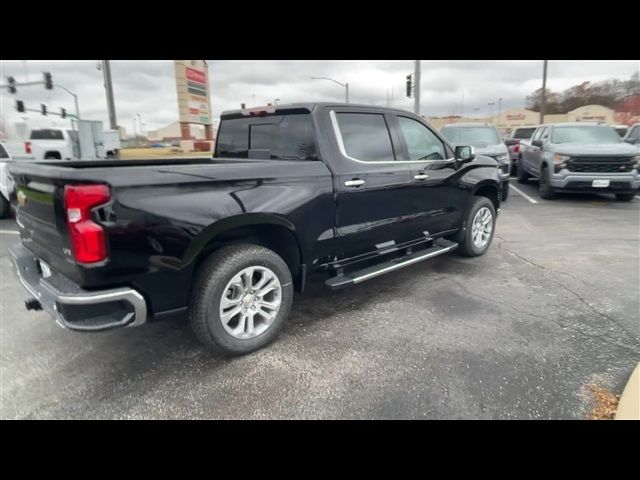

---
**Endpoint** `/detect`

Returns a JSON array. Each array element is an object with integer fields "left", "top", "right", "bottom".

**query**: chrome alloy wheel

[
  {"left": 219, "top": 266, "right": 282, "bottom": 339},
  {"left": 471, "top": 207, "right": 493, "bottom": 249}
]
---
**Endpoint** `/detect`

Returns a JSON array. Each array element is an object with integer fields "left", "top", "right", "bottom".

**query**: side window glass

[
  {"left": 335, "top": 113, "right": 395, "bottom": 162},
  {"left": 397, "top": 117, "right": 446, "bottom": 161}
]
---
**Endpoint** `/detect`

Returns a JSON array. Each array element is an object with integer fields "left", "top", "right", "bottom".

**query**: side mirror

[
  {"left": 532, "top": 139, "right": 544, "bottom": 148},
  {"left": 504, "top": 138, "right": 518, "bottom": 146},
  {"left": 455, "top": 145, "right": 475, "bottom": 163}
]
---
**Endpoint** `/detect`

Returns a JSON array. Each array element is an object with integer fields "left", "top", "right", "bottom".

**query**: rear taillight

[
  {"left": 64, "top": 184, "right": 111, "bottom": 263},
  {"left": 513, "top": 142, "right": 520, "bottom": 153},
  {"left": 25, "top": 142, "right": 31, "bottom": 154}
]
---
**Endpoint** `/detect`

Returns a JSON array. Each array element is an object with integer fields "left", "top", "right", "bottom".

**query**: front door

[{"left": 393, "top": 114, "right": 466, "bottom": 237}]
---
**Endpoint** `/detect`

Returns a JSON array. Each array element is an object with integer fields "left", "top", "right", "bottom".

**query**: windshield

[
  {"left": 551, "top": 125, "right": 622, "bottom": 144},
  {"left": 441, "top": 126, "right": 501, "bottom": 146},
  {"left": 512, "top": 127, "right": 536, "bottom": 139}
]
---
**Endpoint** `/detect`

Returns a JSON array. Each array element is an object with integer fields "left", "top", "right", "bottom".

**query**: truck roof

[{"left": 220, "top": 102, "right": 417, "bottom": 118}]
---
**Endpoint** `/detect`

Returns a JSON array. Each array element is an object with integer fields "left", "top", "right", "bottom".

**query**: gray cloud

[{"left": 1, "top": 60, "right": 638, "bottom": 133}]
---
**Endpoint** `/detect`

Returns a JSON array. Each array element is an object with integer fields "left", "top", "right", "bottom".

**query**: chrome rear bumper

[{"left": 9, "top": 244, "right": 147, "bottom": 332}]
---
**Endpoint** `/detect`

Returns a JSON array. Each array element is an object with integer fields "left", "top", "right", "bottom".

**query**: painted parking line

[
  {"left": 509, "top": 185, "right": 539, "bottom": 204},
  {"left": 0, "top": 230, "right": 20, "bottom": 235}
]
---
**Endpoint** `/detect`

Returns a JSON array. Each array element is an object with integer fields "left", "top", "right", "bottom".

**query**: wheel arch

[
  {"left": 184, "top": 213, "right": 305, "bottom": 291},
  {"left": 472, "top": 180, "right": 500, "bottom": 212}
]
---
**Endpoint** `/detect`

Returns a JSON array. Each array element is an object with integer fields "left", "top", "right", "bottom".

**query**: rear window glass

[
  {"left": 30, "top": 129, "right": 64, "bottom": 140},
  {"left": 216, "top": 114, "right": 318, "bottom": 161},
  {"left": 512, "top": 128, "right": 536, "bottom": 139}
]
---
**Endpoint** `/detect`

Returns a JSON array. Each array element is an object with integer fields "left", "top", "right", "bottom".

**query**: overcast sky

[{"left": 1, "top": 60, "right": 638, "bottom": 134}]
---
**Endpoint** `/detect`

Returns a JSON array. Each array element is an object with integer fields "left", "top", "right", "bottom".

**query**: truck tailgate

[{"left": 13, "top": 172, "right": 76, "bottom": 280}]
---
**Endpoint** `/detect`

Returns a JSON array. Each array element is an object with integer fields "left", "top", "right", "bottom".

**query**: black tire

[
  {"left": 501, "top": 181, "right": 509, "bottom": 202},
  {"left": 453, "top": 196, "right": 496, "bottom": 257},
  {"left": 538, "top": 165, "right": 556, "bottom": 199},
  {"left": 0, "top": 194, "right": 10, "bottom": 219},
  {"left": 516, "top": 158, "right": 529, "bottom": 184},
  {"left": 189, "top": 243, "right": 294, "bottom": 356},
  {"left": 615, "top": 193, "right": 635, "bottom": 202},
  {"left": 44, "top": 153, "right": 60, "bottom": 160}
]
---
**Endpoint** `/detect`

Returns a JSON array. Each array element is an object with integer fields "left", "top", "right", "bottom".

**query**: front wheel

[
  {"left": 501, "top": 181, "right": 509, "bottom": 202},
  {"left": 189, "top": 243, "right": 293, "bottom": 355},
  {"left": 0, "top": 194, "right": 10, "bottom": 218},
  {"left": 539, "top": 165, "right": 556, "bottom": 199},
  {"left": 517, "top": 158, "right": 530, "bottom": 184},
  {"left": 616, "top": 193, "right": 635, "bottom": 202},
  {"left": 454, "top": 196, "right": 496, "bottom": 257}
]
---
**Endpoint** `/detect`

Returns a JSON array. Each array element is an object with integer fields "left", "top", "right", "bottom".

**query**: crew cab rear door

[
  {"left": 391, "top": 114, "right": 464, "bottom": 236},
  {"left": 324, "top": 107, "right": 415, "bottom": 262}
]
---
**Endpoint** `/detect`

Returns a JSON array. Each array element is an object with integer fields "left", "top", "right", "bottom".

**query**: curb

[{"left": 616, "top": 362, "right": 639, "bottom": 420}]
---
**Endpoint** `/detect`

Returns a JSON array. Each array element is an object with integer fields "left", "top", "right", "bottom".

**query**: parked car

[
  {"left": 504, "top": 126, "right": 537, "bottom": 175},
  {"left": 440, "top": 123, "right": 510, "bottom": 201},
  {"left": 517, "top": 122, "right": 640, "bottom": 200},
  {"left": 8, "top": 103, "right": 503, "bottom": 355},
  {"left": 0, "top": 143, "right": 14, "bottom": 218},
  {"left": 622, "top": 123, "right": 640, "bottom": 147}
]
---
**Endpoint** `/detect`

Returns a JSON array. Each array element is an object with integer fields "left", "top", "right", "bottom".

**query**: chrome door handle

[
  {"left": 414, "top": 174, "right": 429, "bottom": 180},
  {"left": 344, "top": 179, "right": 365, "bottom": 187}
]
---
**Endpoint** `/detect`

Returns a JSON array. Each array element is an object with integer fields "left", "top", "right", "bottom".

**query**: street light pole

[
  {"left": 414, "top": 60, "right": 421, "bottom": 115},
  {"left": 101, "top": 60, "right": 118, "bottom": 130},
  {"left": 540, "top": 60, "right": 548, "bottom": 125},
  {"left": 311, "top": 77, "right": 349, "bottom": 103}
]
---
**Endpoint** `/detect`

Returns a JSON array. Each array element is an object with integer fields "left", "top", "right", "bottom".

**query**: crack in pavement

[{"left": 494, "top": 234, "right": 640, "bottom": 349}]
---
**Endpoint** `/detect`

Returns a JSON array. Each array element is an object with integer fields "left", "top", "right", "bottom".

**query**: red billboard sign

[{"left": 186, "top": 67, "right": 206, "bottom": 84}]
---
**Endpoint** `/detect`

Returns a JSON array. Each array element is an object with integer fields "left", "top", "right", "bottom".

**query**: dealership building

[{"left": 427, "top": 104, "right": 620, "bottom": 133}]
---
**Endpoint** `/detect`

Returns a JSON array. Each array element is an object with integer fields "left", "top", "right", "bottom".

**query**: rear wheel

[
  {"left": 0, "top": 194, "right": 10, "bottom": 218},
  {"left": 516, "top": 158, "right": 530, "bottom": 184},
  {"left": 616, "top": 193, "right": 635, "bottom": 202},
  {"left": 539, "top": 165, "right": 556, "bottom": 199},
  {"left": 454, "top": 196, "right": 496, "bottom": 257},
  {"left": 189, "top": 243, "right": 294, "bottom": 355}
]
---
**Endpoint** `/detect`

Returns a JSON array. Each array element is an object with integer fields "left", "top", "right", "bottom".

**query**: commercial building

[{"left": 427, "top": 104, "right": 622, "bottom": 133}]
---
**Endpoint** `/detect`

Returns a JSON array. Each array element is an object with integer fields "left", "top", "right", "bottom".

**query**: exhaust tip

[{"left": 25, "top": 298, "right": 42, "bottom": 311}]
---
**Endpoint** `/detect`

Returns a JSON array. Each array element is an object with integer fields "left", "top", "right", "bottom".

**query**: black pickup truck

[{"left": 8, "top": 103, "right": 502, "bottom": 355}]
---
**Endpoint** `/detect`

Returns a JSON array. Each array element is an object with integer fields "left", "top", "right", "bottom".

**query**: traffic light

[
  {"left": 7, "top": 76, "right": 16, "bottom": 94},
  {"left": 43, "top": 72, "right": 53, "bottom": 89},
  {"left": 16, "top": 100, "right": 25, "bottom": 112},
  {"left": 41, "top": 104, "right": 47, "bottom": 115},
  {"left": 60, "top": 108, "right": 67, "bottom": 119},
  {"left": 406, "top": 74, "right": 413, "bottom": 98}
]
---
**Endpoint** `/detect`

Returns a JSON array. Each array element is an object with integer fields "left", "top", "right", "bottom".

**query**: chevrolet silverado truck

[
  {"left": 439, "top": 123, "right": 511, "bottom": 201},
  {"left": 8, "top": 103, "right": 502, "bottom": 355},
  {"left": 517, "top": 122, "right": 640, "bottom": 200}
]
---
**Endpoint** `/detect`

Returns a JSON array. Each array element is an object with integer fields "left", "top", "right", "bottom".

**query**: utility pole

[
  {"left": 540, "top": 60, "right": 548, "bottom": 125},
  {"left": 414, "top": 60, "right": 421, "bottom": 115},
  {"left": 498, "top": 97, "right": 502, "bottom": 128},
  {"left": 101, "top": 60, "right": 118, "bottom": 130}
]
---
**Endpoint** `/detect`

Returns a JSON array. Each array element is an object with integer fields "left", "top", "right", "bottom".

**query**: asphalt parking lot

[{"left": 1, "top": 180, "right": 638, "bottom": 419}]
